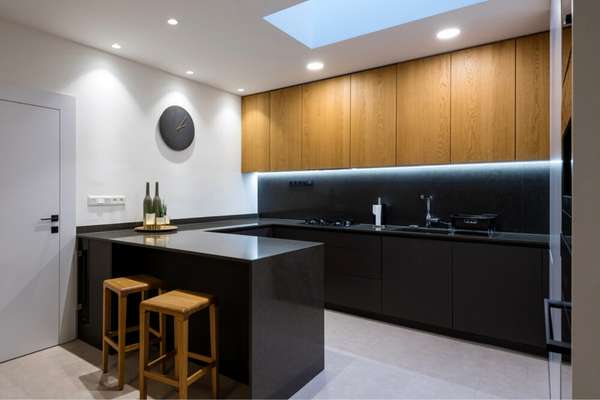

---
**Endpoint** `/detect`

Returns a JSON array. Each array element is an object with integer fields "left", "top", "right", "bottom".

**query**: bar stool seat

[
  {"left": 102, "top": 275, "right": 165, "bottom": 390},
  {"left": 139, "top": 290, "right": 218, "bottom": 400},
  {"left": 104, "top": 275, "right": 162, "bottom": 295}
]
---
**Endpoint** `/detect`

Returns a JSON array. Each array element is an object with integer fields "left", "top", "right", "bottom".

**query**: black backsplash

[{"left": 258, "top": 162, "right": 550, "bottom": 234}]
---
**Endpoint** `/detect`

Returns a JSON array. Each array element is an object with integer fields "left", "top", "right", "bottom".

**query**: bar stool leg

[
  {"left": 102, "top": 287, "right": 110, "bottom": 373},
  {"left": 176, "top": 318, "right": 189, "bottom": 399},
  {"left": 158, "top": 289, "right": 166, "bottom": 374},
  {"left": 139, "top": 307, "right": 149, "bottom": 400},
  {"left": 174, "top": 318, "right": 179, "bottom": 381},
  {"left": 209, "top": 304, "right": 219, "bottom": 399},
  {"left": 117, "top": 294, "right": 127, "bottom": 390}
]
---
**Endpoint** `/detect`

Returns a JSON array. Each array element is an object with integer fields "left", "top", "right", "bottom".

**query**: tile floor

[{"left": 0, "top": 310, "right": 550, "bottom": 399}]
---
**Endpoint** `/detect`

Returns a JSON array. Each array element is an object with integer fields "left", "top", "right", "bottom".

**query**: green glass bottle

[
  {"left": 143, "top": 182, "right": 153, "bottom": 219},
  {"left": 152, "top": 181, "right": 163, "bottom": 217}
]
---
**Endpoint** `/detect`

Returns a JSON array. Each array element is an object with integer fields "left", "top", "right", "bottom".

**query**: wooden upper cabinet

[
  {"left": 451, "top": 40, "right": 516, "bottom": 163},
  {"left": 270, "top": 86, "right": 302, "bottom": 171},
  {"left": 397, "top": 54, "right": 451, "bottom": 165},
  {"left": 241, "top": 93, "right": 270, "bottom": 172},
  {"left": 516, "top": 32, "right": 550, "bottom": 160},
  {"left": 302, "top": 76, "right": 351, "bottom": 170},
  {"left": 350, "top": 65, "right": 397, "bottom": 167},
  {"left": 562, "top": 27, "right": 572, "bottom": 81}
]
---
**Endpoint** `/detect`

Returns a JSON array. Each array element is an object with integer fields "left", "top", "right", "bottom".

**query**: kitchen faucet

[
  {"left": 419, "top": 194, "right": 451, "bottom": 228},
  {"left": 420, "top": 194, "right": 438, "bottom": 227}
]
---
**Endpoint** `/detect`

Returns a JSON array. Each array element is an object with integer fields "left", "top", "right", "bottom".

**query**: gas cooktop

[{"left": 302, "top": 217, "right": 354, "bottom": 228}]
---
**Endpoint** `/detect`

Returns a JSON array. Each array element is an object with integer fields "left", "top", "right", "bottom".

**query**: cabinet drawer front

[
  {"left": 452, "top": 242, "right": 545, "bottom": 348},
  {"left": 325, "top": 274, "right": 381, "bottom": 313},
  {"left": 273, "top": 227, "right": 381, "bottom": 278},
  {"left": 382, "top": 237, "right": 452, "bottom": 328}
]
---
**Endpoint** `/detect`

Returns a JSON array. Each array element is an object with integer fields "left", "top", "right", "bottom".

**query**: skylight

[{"left": 264, "top": 0, "right": 487, "bottom": 49}]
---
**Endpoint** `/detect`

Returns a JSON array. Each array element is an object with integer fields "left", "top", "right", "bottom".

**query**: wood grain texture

[
  {"left": 397, "top": 54, "right": 451, "bottom": 165},
  {"left": 350, "top": 65, "right": 397, "bottom": 167},
  {"left": 516, "top": 32, "right": 550, "bottom": 160},
  {"left": 561, "top": 26, "right": 572, "bottom": 134},
  {"left": 302, "top": 76, "right": 351, "bottom": 170},
  {"left": 451, "top": 40, "right": 516, "bottom": 163},
  {"left": 562, "top": 26, "right": 572, "bottom": 82},
  {"left": 241, "top": 93, "right": 270, "bottom": 172},
  {"left": 270, "top": 86, "right": 302, "bottom": 171}
]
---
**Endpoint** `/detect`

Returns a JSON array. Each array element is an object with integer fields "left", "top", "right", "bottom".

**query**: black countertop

[
  {"left": 78, "top": 218, "right": 549, "bottom": 262},
  {"left": 78, "top": 222, "right": 323, "bottom": 263}
]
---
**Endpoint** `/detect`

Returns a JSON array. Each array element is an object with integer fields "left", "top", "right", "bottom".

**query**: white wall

[
  {"left": 572, "top": 0, "right": 600, "bottom": 398},
  {"left": 0, "top": 18, "right": 256, "bottom": 226}
]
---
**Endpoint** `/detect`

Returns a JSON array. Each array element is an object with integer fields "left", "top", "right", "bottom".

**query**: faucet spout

[{"left": 420, "top": 194, "right": 439, "bottom": 227}]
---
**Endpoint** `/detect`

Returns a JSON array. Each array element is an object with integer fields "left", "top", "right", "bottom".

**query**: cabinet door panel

[
  {"left": 270, "top": 86, "right": 302, "bottom": 171},
  {"left": 302, "top": 77, "right": 350, "bottom": 170},
  {"left": 397, "top": 54, "right": 451, "bottom": 165},
  {"left": 451, "top": 40, "right": 516, "bottom": 163},
  {"left": 242, "top": 93, "right": 270, "bottom": 172},
  {"left": 452, "top": 242, "right": 545, "bottom": 348},
  {"left": 350, "top": 65, "right": 397, "bottom": 167},
  {"left": 272, "top": 227, "right": 381, "bottom": 279},
  {"left": 516, "top": 32, "right": 550, "bottom": 160},
  {"left": 382, "top": 237, "right": 452, "bottom": 328},
  {"left": 326, "top": 274, "right": 381, "bottom": 313}
]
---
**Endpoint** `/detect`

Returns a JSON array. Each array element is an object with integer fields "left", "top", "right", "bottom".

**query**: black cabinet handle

[
  {"left": 544, "top": 298, "right": 572, "bottom": 355},
  {"left": 40, "top": 214, "right": 59, "bottom": 222}
]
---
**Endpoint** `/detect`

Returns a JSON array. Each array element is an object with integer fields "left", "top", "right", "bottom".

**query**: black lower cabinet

[
  {"left": 325, "top": 273, "right": 381, "bottom": 313},
  {"left": 382, "top": 237, "right": 452, "bottom": 328},
  {"left": 234, "top": 225, "right": 547, "bottom": 353},
  {"left": 452, "top": 242, "right": 546, "bottom": 348},
  {"left": 272, "top": 227, "right": 382, "bottom": 313}
]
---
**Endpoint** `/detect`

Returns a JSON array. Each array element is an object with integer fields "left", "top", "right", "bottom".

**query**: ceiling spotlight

[
  {"left": 185, "top": 70, "right": 194, "bottom": 75},
  {"left": 167, "top": 18, "right": 179, "bottom": 26},
  {"left": 111, "top": 43, "right": 122, "bottom": 49},
  {"left": 436, "top": 27, "right": 461, "bottom": 40},
  {"left": 306, "top": 61, "right": 324, "bottom": 71},
  {"left": 237, "top": 88, "right": 245, "bottom": 93}
]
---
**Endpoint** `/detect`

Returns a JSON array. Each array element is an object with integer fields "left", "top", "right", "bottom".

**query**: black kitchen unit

[
  {"left": 77, "top": 224, "right": 325, "bottom": 399},
  {"left": 225, "top": 220, "right": 549, "bottom": 355}
]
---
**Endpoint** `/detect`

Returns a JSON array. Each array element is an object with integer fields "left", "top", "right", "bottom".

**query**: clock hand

[{"left": 175, "top": 115, "right": 188, "bottom": 131}]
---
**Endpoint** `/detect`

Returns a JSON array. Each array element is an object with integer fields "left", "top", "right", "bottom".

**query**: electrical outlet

[
  {"left": 88, "top": 195, "right": 126, "bottom": 206},
  {"left": 289, "top": 180, "right": 314, "bottom": 187}
]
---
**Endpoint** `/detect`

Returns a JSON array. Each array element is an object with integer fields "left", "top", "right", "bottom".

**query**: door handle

[
  {"left": 40, "top": 214, "right": 59, "bottom": 222},
  {"left": 544, "top": 298, "right": 572, "bottom": 355}
]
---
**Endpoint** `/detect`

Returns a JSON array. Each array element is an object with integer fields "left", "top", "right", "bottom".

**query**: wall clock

[{"left": 159, "top": 105, "right": 195, "bottom": 151}]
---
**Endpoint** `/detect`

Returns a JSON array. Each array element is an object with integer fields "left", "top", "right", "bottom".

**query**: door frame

[{"left": 0, "top": 83, "right": 76, "bottom": 343}]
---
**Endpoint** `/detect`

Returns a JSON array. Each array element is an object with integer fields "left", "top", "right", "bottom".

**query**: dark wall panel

[{"left": 258, "top": 162, "right": 549, "bottom": 234}]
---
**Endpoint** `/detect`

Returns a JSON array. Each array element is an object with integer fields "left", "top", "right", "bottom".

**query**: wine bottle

[
  {"left": 143, "top": 182, "right": 153, "bottom": 219},
  {"left": 153, "top": 181, "right": 163, "bottom": 217}
]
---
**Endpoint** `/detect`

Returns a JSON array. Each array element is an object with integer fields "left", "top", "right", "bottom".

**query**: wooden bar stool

[
  {"left": 102, "top": 275, "right": 165, "bottom": 390},
  {"left": 139, "top": 290, "right": 218, "bottom": 400}
]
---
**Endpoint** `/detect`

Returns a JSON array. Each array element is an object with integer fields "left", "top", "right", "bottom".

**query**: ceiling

[{"left": 0, "top": 0, "right": 549, "bottom": 95}]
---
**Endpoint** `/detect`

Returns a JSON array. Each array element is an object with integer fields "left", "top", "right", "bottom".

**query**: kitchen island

[{"left": 77, "top": 221, "right": 324, "bottom": 399}]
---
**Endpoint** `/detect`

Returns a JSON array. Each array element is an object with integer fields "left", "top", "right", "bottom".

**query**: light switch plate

[{"left": 88, "top": 195, "right": 126, "bottom": 206}]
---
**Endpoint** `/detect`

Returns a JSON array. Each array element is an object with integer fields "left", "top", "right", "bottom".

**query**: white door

[{"left": 0, "top": 99, "right": 60, "bottom": 362}]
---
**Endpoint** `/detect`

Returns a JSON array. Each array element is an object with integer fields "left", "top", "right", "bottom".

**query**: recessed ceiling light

[
  {"left": 306, "top": 61, "right": 324, "bottom": 71},
  {"left": 111, "top": 43, "right": 122, "bottom": 49},
  {"left": 167, "top": 18, "right": 179, "bottom": 26},
  {"left": 185, "top": 70, "right": 194, "bottom": 75},
  {"left": 237, "top": 88, "right": 245, "bottom": 93},
  {"left": 436, "top": 27, "right": 461, "bottom": 40}
]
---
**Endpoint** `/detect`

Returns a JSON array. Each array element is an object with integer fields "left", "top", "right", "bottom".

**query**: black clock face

[{"left": 159, "top": 106, "right": 195, "bottom": 151}]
